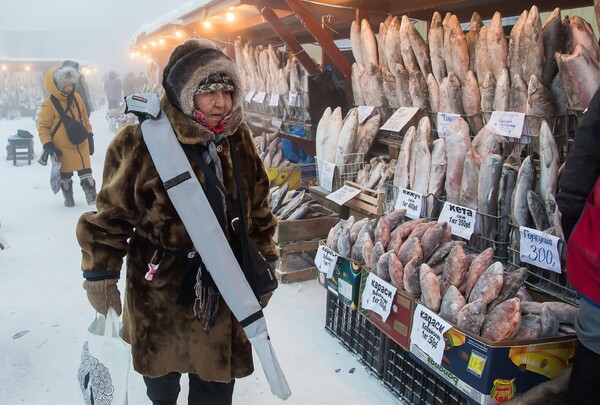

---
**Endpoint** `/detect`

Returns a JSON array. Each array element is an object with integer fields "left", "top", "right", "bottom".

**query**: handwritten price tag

[
  {"left": 410, "top": 304, "right": 452, "bottom": 365},
  {"left": 288, "top": 92, "right": 301, "bottom": 107},
  {"left": 315, "top": 245, "right": 339, "bottom": 278},
  {"left": 252, "top": 92, "right": 266, "bottom": 103},
  {"left": 436, "top": 113, "right": 461, "bottom": 137},
  {"left": 245, "top": 90, "right": 255, "bottom": 103},
  {"left": 395, "top": 188, "right": 425, "bottom": 219},
  {"left": 326, "top": 185, "right": 361, "bottom": 205},
  {"left": 438, "top": 202, "right": 476, "bottom": 240},
  {"left": 269, "top": 93, "right": 279, "bottom": 107},
  {"left": 486, "top": 111, "right": 526, "bottom": 139},
  {"left": 317, "top": 160, "right": 336, "bottom": 192},
  {"left": 519, "top": 226, "right": 562, "bottom": 273},
  {"left": 380, "top": 107, "right": 420, "bottom": 132},
  {"left": 358, "top": 106, "right": 375, "bottom": 124},
  {"left": 361, "top": 272, "right": 397, "bottom": 322}
]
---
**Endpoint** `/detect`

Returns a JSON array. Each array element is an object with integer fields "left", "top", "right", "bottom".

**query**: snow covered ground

[{"left": 0, "top": 107, "right": 401, "bottom": 404}]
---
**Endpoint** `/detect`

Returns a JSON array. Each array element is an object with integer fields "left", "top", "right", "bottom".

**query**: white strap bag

[{"left": 77, "top": 307, "right": 131, "bottom": 405}]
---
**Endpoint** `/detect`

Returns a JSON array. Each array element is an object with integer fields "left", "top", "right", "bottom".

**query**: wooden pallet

[
  {"left": 342, "top": 181, "right": 385, "bottom": 216},
  {"left": 275, "top": 239, "right": 320, "bottom": 283}
]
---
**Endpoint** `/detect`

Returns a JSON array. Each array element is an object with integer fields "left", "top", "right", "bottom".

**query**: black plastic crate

[
  {"left": 325, "top": 291, "right": 386, "bottom": 377},
  {"left": 382, "top": 339, "right": 469, "bottom": 405}
]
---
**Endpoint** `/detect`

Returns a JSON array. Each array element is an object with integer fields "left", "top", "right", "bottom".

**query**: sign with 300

[{"left": 519, "top": 226, "right": 562, "bottom": 273}]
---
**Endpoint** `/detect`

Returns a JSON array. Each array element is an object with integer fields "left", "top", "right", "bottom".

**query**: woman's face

[
  {"left": 62, "top": 82, "right": 74, "bottom": 94},
  {"left": 193, "top": 90, "right": 233, "bottom": 127}
]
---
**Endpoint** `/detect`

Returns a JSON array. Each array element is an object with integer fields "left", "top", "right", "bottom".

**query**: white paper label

[
  {"left": 410, "top": 304, "right": 452, "bottom": 365},
  {"left": 361, "top": 272, "right": 397, "bottom": 322},
  {"left": 245, "top": 90, "right": 255, "bottom": 103},
  {"left": 519, "top": 226, "right": 562, "bottom": 273},
  {"left": 252, "top": 92, "right": 266, "bottom": 103},
  {"left": 318, "top": 160, "right": 336, "bottom": 192},
  {"left": 288, "top": 92, "right": 300, "bottom": 107},
  {"left": 269, "top": 93, "right": 279, "bottom": 107},
  {"left": 358, "top": 106, "right": 375, "bottom": 124},
  {"left": 379, "top": 107, "right": 420, "bottom": 132},
  {"left": 338, "top": 278, "right": 353, "bottom": 301},
  {"left": 436, "top": 113, "right": 461, "bottom": 137},
  {"left": 326, "top": 185, "right": 361, "bottom": 205},
  {"left": 486, "top": 111, "right": 526, "bottom": 139},
  {"left": 395, "top": 188, "right": 425, "bottom": 219},
  {"left": 438, "top": 202, "right": 477, "bottom": 240},
  {"left": 315, "top": 245, "right": 339, "bottom": 278},
  {"left": 271, "top": 118, "right": 283, "bottom": 129}
]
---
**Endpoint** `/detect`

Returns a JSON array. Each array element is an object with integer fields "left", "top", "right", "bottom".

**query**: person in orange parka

[{"left": 37, "top": 66, "right": 97, "bottom": 207}]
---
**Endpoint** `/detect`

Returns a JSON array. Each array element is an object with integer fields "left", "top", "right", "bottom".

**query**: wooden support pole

[{"left": 321, "top": 14, "right": 334, "bottom": 70}]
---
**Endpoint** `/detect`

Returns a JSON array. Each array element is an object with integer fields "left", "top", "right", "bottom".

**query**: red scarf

[{"left": 193, "top": 110, "right": 231, "bottom": 134}]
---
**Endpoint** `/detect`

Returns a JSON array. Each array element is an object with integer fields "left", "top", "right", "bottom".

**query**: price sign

[
  {"left": 252, "top": 92, "right": 266, "bottom": 103},
  {"left": 361, "top": 272, "right": 397, "bottom": 322},
  {"left": 245, "top": 90, "right": 255, "bottom": 103},
  {"left": 410, "top": 304, "right": 452, "bottom": 365},
  {"left": 288, "top": 92, "right": 299, "bottom": 107},
  {"left": 485, "top": 111, "right": 526, "bottom": 139},
  {"left": 269, "top": 93, "right": 279, "bottom": 107},
  {"left": 358, "top": 106, "right": 375, "bottom": 124},
  {"left": 271, "top": 118, "right": 283, "bottom": 129},
  {"left": 379, "top": 107, "right": 419, "bottom": 132},
  {"left": 395, "top": 188, "right": 425, "bottom": 219},
  {"left": 326, "top": 185, "right": 361, "bottom": 205},
  {"left": 437, "top": 113, "right": 461, "bottom": 137},
  {"left": 438, "top": 202, "right": 477, "bottom": 240},
  {"left": 519, "top": 226, "right": 562, "bottom": 273},
  {"left": 315, "top": 245, "right": 339, "bottom": 278},
  {"left": 317, "top": 160, "right": 336, "bottom": 192}
]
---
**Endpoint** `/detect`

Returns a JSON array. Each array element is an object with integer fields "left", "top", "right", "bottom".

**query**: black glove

[
  {"left": 88, "top": 134, "right": 94, "bottom": 156},
  {"left": 43, "top": 142, "right": 62, "bottom": 157}
]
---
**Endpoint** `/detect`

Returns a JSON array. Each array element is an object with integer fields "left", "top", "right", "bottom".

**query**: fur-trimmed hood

[
  {"left": 162, "top": 38, "right": 243, "bottom": 137},
  {"left": 50, "top": 66, "right": 80, "bottom": 95}
]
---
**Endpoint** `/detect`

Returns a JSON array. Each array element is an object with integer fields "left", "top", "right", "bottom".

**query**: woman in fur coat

[
  {"left": 37, "top": 66, "right": 96, "bottom": 207},
  {"left": 76, "top": 39, "right": 278, "bottom": 404}
]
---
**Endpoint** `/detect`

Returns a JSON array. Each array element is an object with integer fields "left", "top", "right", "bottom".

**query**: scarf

[{"left": 193, "top": 109, "right": 231, "bottom": 134}]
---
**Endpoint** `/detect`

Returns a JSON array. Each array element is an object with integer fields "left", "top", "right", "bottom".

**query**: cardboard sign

[
  {"left": 245, "top": 90, "right": 255, "bottom": 103},
  {"left": 326, "top": 185, "right": 361, "bottom": 205},
  {"left": 317, "top": 160, "right": 336, "bottom": 192},
  {"left": 269, "top": 93, "right": 279, "bottom": 107},
  {"left": 436, "top": 113, "right": 461, "bottom": 137},
  {"left": 252, "top": 91, "right": 266, "bottom": 103},
  {"left": 410, "top": 304, "right": 452, "bottom": 365},
  {"left": 360, "top": 272, "right": 397, "bottom": 322},
  {"left": 315, "top": 245, "right": 339, "bottom": 278},
  {"left": 380, "top": 107, "right": 420, "bottom": 132},
  {"left": 358, "top": 106, "right": 375, "bottom": 124},
  {"left": 438, "top": 202, "right": 476, "bottom": 240},
  {"left": 519, "top": 226, "right": 562, "bottom": 273},
  {"left": 395, "top": 188, "right": 425, "bottom": 219},
  {"left": 486, "top": 111, "right": 526, "bottom": 139}
]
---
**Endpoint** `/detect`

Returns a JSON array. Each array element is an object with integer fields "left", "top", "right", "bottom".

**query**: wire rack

[{"left": 315, "top": 154, "right": 364, "bottom": 192}]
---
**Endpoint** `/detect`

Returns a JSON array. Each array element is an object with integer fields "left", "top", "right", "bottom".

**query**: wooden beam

[
  {"left": 321, "top": 15, "right": 334, "bottom": 69},
  {"left": 283, "top": 0, "right": 352, "bottom": 79},
  {"left": 257, "top": 5, "right": 320, "bottom": 75}
]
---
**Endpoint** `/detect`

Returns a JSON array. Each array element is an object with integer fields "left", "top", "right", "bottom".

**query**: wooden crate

[
  {"left": 342, "top": 181, "right": 385, "bottom": 217},
  {"left": 275, "top": 240, "right": 319, "bottom": 283},
  {"left": 273, "top": 204, "right": 338, "bottom": 244}
]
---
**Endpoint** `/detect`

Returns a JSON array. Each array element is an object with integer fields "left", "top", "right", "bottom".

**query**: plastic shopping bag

[
  {"left": 77, "top": 307, "right": 131, "bottom": 405},
  {"left": 50, "top": 155, "right": 61, "bottom": 194}
]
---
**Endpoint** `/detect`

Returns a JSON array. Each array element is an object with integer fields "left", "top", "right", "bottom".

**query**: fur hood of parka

[
  {"left": 76, "top": 94, "right": 277, "bottom": 380},
  {"left": 37, "top": 67, "right": 92, "bottom": 173}
]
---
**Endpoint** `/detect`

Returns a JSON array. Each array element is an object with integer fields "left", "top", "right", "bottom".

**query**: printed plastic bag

[
  {"left": 50, "top": 155, "right": 61, "bottom": 194},
  {"left": 77, "top": 307, "right": 131, "bottom": 405}
]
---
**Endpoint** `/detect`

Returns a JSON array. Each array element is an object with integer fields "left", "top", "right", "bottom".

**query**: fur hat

[
  {"left": 162, "top": 39, "right": 243, "bottom": 123},
  {"left": 53, "top": 67, "right": 80, "bottom": 93}
]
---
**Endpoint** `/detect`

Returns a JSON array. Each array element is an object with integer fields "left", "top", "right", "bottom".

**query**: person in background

[
  {"left": 76, "top": 39, "right": 277, "bottom": 404},
  {"left": 565, "top": 176, "right": 600, "bottom": 404},
  {"left": 104, "top": 70, "right": 123, "bottom": 110},
  {"left": 62, "top": 60, "right": 93, "bottom": 117},
  {"left": 37, "top": 66, "right": 97, "bottom": 207},
  {"left": 136, "top": 71, "right": 149, "bottom": 93},
  {"left": 123, "top": 71, "right": 137, "bottom": 97}
]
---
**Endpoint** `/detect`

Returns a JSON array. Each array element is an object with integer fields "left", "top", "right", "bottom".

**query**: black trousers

[
  {"left": 143, "top": 372, "right": 235, "bottom": 405},
  {"left": 565, "top": 341, "right": 600, "bottom": 404}
]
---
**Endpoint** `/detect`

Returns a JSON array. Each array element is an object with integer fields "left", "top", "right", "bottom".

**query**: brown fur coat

[{"left": 76, "top": 96, "right": 277, "bottom": 380}]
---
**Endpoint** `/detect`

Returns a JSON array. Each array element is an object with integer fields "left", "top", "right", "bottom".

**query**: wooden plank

[
  {"left": 276, "top": 239, "right": 321, "bottom": 252},
  {"left": 276, "top": 266, "right": 318, "bottom": 283}
]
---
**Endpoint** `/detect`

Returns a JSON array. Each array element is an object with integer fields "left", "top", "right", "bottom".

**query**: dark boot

[
  {"left": 80, "top": 175, "right": 97, "bottom": 206},
  {"left": 60, "top": 179, "right": 75, "bottom": 207}
]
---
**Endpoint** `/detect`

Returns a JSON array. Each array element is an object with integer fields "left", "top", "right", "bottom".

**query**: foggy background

[{"left": 0, "top": 0, "right": 179, "bottom": 76}]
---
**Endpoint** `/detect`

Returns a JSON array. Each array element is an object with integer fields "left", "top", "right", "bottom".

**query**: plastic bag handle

[{"left": 104, "top": 307, "right": 120, "bottom": 339}]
